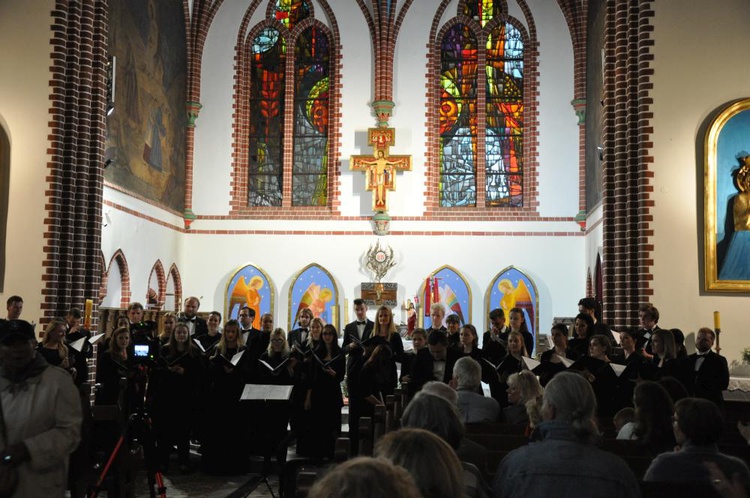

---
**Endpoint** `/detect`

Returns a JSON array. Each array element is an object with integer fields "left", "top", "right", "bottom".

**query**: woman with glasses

[{"left": 301, "top": 324, "right": 345, "bottom": 459}]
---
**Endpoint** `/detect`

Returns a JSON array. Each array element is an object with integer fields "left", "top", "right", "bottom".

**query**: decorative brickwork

[
  {"left": 229, "top": 0, "right": 343, "bottom": 219},
  {"left": 42, "top": 0, "right": 108, "bottom": 328},
  {"left": 167, "top": 263, "right": 183, "bottom": 312},
  {"left": 107, "top": 249, "right": 131, "bottom": 307},
  {"left": 148, "top": 259, "right": 167, "bottom": 309},
  {"left": 601, "top": 0, "right": 655, "bottom": 325},
  {"left": 423, "top": 0, "right": 540, "bottom": 220}
]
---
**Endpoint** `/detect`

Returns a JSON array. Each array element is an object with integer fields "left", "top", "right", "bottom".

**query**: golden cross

[{"left": 350, "top": 128, "right": 411, "bottom": 212}]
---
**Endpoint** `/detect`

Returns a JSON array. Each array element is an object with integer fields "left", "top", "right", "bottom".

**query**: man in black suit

[
  {"left": 238, "top": 306, "right": 259, "bottom": 345},
  {"left": 686, "top": 327, "right": 729, "bottom": 407},
  {"left": 180, "top": 296, "right": 208, "bottom": 337},
  {"left": 409, "top": 330, "right": 461, "bottom": 396},
  {"left": 425, "top": 303, "right": 447, "bottom": 336},
  {"left": 636, "top": 303, "right": 661, "bottom": 359},
  {"left": 482, "top": 308, "right": 508, "bottom": 366},
  {"left": 342, "top": 298, "right": 373, "bottom": 352},
  {"left": 578, "top": 297, "right": 616, "bottom": 344},
  {"left": 288, "top": 308, "right": 313, "bottom": 351}
]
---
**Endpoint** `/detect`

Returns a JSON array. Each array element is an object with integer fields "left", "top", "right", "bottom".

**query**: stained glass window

[
  {"left": 293, "top": 26, "right": 329, "bottom": 206},
  {"left": 275, "top": 0, "right": 310, "bottom": 30},
  {"left": 440, "top": 25, "right": 478, "bottom": 207},
  {"left": 249, "top": 27, "right": 286, "bottom": 207},
  {"left": 486, "top": 23, "right": 523, "bottom": 207},
  {"left": 462, "top": 0, "right": 502, "bottom": 28},
  {"left": 439, "top": 7, "right": 524, "bottom": 208}
]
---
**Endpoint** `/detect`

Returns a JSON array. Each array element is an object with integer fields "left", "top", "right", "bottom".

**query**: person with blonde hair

[
  {"left": 372, "top": 305, "right": 404, "bottom": 361},
  {"left": 503, "top": 370, "right": 542, "bottom": 425},
  {"left": 308, "top": 457, "right": 421, "bottom": 498},
  {"left": 375, "top": 428, "right": 464, "bottom": 498},
  {"left": 38, "top": 318, "right": 76, "bottom": 379},
  {"left": 427, "top": 302, "right": 447, "bottom": 335},
  {"left": 158, "top": 312, "right": 177, "bottom": 345}
]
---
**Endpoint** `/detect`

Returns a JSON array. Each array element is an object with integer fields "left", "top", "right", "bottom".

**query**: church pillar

[
  {"left": 42, "top": 0, "right": 109, "bottom": 325},
  {"left": 601, "top": 0, "right": 655, "bottom": 325}
]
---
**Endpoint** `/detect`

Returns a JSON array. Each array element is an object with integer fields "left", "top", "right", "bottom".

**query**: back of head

[
  {"left": 428, "top": 329, "right": 448, "bottom": 346},
  {"left": 633, "top": 381, "right": 674, "bottom": 446},
  {"left": 508, "top": 370, "right": 544, "bottom": 404},
  {"left": 453, "top": 356, "right": 482, "bottom": 390},
  {"left": 674, "top": 397, "right": 723, "bottom": 445},
  {"left": 308, "top": 457, "right": 420, "bottom": 498},
  {"left": 401, "top": 391, "right": 464, "bottom": 449},
  {"left": 421, "top": 380, "right": 458, "bottom": 406},
  {"left": 375, "top": 428, "right": 464, "bottom": 498},
  {"left": 542, "top": 372, "right": 599, "bottom": 442}
]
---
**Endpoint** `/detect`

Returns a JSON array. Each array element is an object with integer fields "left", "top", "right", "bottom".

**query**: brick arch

[
  {"left": 424, "top": 3, "right": 539, "bottom": 219},
  {"left": 166, "top": 263, "right": 183, "bottom": 312},
  {"left": 106, "top": 249, "right": 131, "bottom": 308},
  {"left": 147, "top": 259, "right": 167, "bottom": 310},
  {"left": 230, "top": 0, "right": 342, "bottom": 218}
]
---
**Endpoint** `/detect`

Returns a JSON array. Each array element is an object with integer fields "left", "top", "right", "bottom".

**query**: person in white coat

[{"left": 0, "top": 319, "right": 82, "bottom": 498}]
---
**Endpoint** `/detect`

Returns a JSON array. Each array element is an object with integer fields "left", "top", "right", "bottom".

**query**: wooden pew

[
  {"left": 465, "top": 422, "right": 527, "bottom": 436},
  {"left": 373, "top": 405, "right": 386, "bottom": 443},
  {"left": 359, "top": 417, "right": 373, "bottom": 456}
]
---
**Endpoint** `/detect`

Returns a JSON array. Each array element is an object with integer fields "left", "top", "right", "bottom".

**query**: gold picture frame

[{"left": 704, "top": 98, "right": 750, "bottom": 292}]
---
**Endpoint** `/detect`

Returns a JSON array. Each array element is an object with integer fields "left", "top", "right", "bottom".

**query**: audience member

[
  {"left": 308, "top": 457, "right": 420, "bottom": 498},
  {"left": 493, "top": 372, "right": 640, "bottom": 498},
  {"left": 503, "top": 370, "right": 543, "bottom": 425},
  {"left": 644, "top": 397, "right": 750, "bottom": 492},
  {"left": 616, "top": 381, "right": 676, "bottom": 455},
  {"left": 422, "top": 380, "right": 458, "bottom": 406},
  {"left": 454, "top": 357, "right": 499, "bottom": 424},
  {"left": 0, "top": 319, "right": 82, "bottom": 497},
  {"left": 375, "top": 428, "right": 466, "bottom": 498}
]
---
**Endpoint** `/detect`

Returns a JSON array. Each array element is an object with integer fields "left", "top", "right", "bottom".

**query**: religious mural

[
  {"left": 486, "top": 266, "right": 538, "bottom": 338},
  {"left": 420, "top": 266, "right": 471, "bottom": 329},
  {"left": 105, "top": 0, "right": 187, "bottom": 211},
  {"left": 289, "top": 263, "right": 339, "bottom": 330},
  {"left": 225, "top": 263, "right": 275, "bottom": 328},
  {"left": 704, "top": 99, "right": 750, "bottom": 291}
]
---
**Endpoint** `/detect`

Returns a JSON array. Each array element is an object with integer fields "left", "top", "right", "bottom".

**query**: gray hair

[
  {"left": 453, "top": 356, "right": 482, "bottom": 389},
  {"left": 507, "top": 370, "right": 543, "bottom": 404},
  {"left": 421, "top": 381, "right": 458, "bottom": 406},
  {"left": 401, "top": 391, "right": 464, "bottom": 449},
  {"left": 542, "top": 372, "right": 599, "bottom": 442}
]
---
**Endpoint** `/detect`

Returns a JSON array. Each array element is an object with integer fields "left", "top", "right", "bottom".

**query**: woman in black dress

[
  {"left": 491, "top": 330, "right": 527, "bottom": 407},
  {"left": 95, "top": 326, "right": 131, "bottom": 407},
  {"left": 372, "top": 305, "right": 404, "bottom": 363},
  {"left": 201, "top": 319, "right": 249, "bottom": 475},
  {"left": 359, "top": 341, "right": 398, "bottom": 419},
  {"left": 152, "top": 322, "right": 204, "bottom": 473},
  {"left": 38, "top": 318, "right": 76, "bottom": 380},
  {"left": 539, "top": 323, "right": 581, "bottom": 386},
  {"left": 302, "top": 324, "right": 345, "bottom": 460},
  {"left": 568, "top": 313, "right": 595, "bottom": 358},
  {"left": 458, "top": 324, "right": 482, "bottom": 361}
]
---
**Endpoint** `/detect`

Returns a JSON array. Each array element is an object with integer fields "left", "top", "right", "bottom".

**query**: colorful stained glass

[
  {"left": 248, "top": 27, "right": 286, "bottom": 206},
  {"left": 275, "top": 0, "right": 310, "bottom": 31},
  {"left": 462, "top": 0, "right": 502, "bottom": 27},
  {"left": 485, "top": 22, "right": 523, "bottom": 207},
  {"left": 292, "top": 25, "right": 329, "bottom": 206},
  {"left": 440, "top": 24, "right": 478, "bottom": 207}
]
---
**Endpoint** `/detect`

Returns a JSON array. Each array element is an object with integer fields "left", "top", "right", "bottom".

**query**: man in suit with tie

[
  {"left": 686, "top": 327, "right": 729, "bottom": 407},
  {"left": 238, "top": 306, "right": 259, "bottom": 345},
  {"left": 637, "top": 303, "right": 661, "bottom": 359},
  {"left": 409, "top": 330, "right": 462, "bottom": 396},
  {"left": 343, "top": 299, "right": 373, "bottom": 352},
  {"left": 288, "top": 308, "right": 313, "bottom": 351},
  {"left": 180, "top": 296, "right": 208, "bottom": 337}
]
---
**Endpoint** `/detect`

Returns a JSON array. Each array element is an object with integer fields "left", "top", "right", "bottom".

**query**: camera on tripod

[{"left": 130, "top": 320, "right": 158, "bottom": 366}]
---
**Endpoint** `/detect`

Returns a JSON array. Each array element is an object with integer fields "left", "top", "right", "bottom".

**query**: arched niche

[
  {"left": 288, "top": 263, "right": 339, "bottom": 330},
  {"left": 484, "top": 265, "right": 539, "bottom": 343},
  {"left": 224, "top": 262, "right": 275, "bottom": 329},
  {"left": 419, "top": 265, "right": 472, "bottom": 329}
]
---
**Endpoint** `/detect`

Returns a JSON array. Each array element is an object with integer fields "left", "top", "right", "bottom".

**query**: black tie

[{"left": 357, "top": 321, "right": 366, "bottom": 326}]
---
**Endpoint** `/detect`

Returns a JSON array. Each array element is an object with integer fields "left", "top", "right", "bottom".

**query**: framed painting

[
  {"left": 485, "top": 266, "right": 539, "bottom": 340},
  {"left": 705, "top": 98, "right": 750, "bottom": 291},
  {"left": 288, "top": 263, "right": 339, "bottom": 330},
  {"left": 419, "top": 265, "right": 472, "bottom": 329},
  {"left": 225, "top": 263, "right": 275, "bottom": 329}
]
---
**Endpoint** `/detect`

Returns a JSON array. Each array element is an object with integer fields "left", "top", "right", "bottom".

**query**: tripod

[{"left": 90, "top": 365, "right": 166, "bottom": 498}]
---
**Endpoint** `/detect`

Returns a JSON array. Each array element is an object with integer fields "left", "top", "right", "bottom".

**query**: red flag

[
  {"left": 424, "top": 277, "right": 432, "bottom": 316},
  {"left": 432, "top": 277, "right": 440, "bottom": 305}
]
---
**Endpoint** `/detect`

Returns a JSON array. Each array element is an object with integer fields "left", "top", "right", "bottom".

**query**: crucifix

[{"left": 351, "top": 128, "right": 411, "bottom": 213}]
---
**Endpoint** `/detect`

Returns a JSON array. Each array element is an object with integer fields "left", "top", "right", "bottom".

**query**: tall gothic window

[
  {"left": 243, "top": 0, "right": 331, "bottom": 208},
  {"left": 439, "top": 1, "right": 524, "bottom": 208}
]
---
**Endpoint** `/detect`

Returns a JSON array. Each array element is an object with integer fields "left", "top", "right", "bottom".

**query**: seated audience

[
  {"left": 422, "top": 380, "right": 458, "bottom": 406},
  {"left": 644, "top": 397, "right": 750, "bottom": 492},
  {"left": 503, "top": 370, "right": 543, "bottom": 425},
  {"left": 308, "top": 457, "right": 421, "bottom": 498},
  {"left": 616, "top": 381, "right": 676, "bottom": 455},
  {"left": 375, "top": 428, "right": 475, "bottom": 498},
  {"left": 613, "top": 407, "right": 635, "bottom": 435},
  {"left": 493, "top": 372, "right": 640, "bottom": 498},
  {"left": 454, "top": 357, "right": 500, "bottom": 424},
  {"left": 401, "top": 391, "right": 490, "bottom": 483}
]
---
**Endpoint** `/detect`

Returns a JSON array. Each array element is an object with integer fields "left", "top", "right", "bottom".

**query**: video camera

[{"left": 130, "top": 320, "right": 158, "bottom": 366}]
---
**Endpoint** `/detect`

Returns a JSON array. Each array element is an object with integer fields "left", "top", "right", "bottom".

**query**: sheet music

[
  {"left": 610, "top": 363, "right": 627, "bottom": 377},
  {"left": 89, "top": 333, "right": 105, "bottom": 344},
  {"left": 68, "top": 337, "right": 86, "bottom": 353},
  {"left": 241, "top": 384, "right": 293, "bottom": 401},
  {"left": 230, "top": 350, "right": 245, "bottom": 366},
  {"left": 522, "top": 357, "right": 541, "bottom": 370},
  {"left": 558, "top": 356, "right": 575, "bottom": 368}
]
